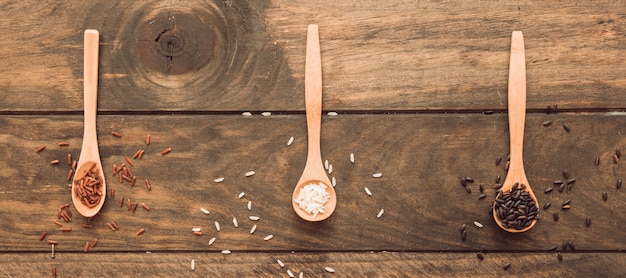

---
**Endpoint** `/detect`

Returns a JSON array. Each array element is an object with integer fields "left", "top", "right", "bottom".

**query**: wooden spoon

[
  {"left": 292, "top": 24, "right": 336, "bottom": 222},
  {"left": 71, "top": 29, "right": 106, "bottom": 218},
  {"left": 492, "top": 31, "right": 538, "bottom": 233}
]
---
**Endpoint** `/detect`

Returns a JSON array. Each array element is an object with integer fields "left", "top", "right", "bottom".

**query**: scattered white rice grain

[
  {"left": 250, "top": 224, "right": 257, "bottom": 234},
  {"left": 299, "top": 272, "right": 304, "bottom": 278},
  {"left": 264, "top": 234, "right": 274, "bottom": 241},
  {"left": 331, "top": 176, "right": 336, "bottom": 187},
  {"left": 247, "top": 201, "right": 252, "bottom": 210},
  {"left": 473, "top": 221, "right": 483, "bottom": 228},
  {"left": 377, "top": 209, "right": 384, "bottom": 218},
  {"left": 233, "top": 217, "right": 238, "bottom": 228},
  {"left": 372, "top": 173, "right": 383, "bottom": 178},
  {"left": 214, "top": 177, "right": 224, "bottom": 183},
  {"left": 214, "top": 221, "right": 221, "bottom": 232},
  {"left": 350, "top": 153, "right": 355, "bottom": 163},
  {"left": 192, "top": 227, "right": 202, "bottom": 232},
  {"left": 200, "top": 208, "right": 210, "bottom": 215},
  {"left": 324, "top": 159, "right": 329, "bottom": 170},
  {"left": 208, "top": 237, "right": 216, "bottom": 245},
  {"left": 221, "top": 250, "right": 231, "bottom": 254},
  {"left": 287, "top": 270, "right": 295, "bottom": 278},
  {"left": 277, "top": 259, "right": 285, "bottom": 268},
  {"left": 287, "top": 136, "right": 294, "bottom": 146},
  {"left": 191, "top": 259, "right": 195, "bottom": 271},
  {"left": 325, "top": 266, "right": 335, "bottom": 273},
  {"left": 328, "top": 164, "right": 333, "bottom": 174},
  {"left": 249, "top": 216, "right": 260, "bottom": 221},
  {"left": 242, "top": 112, "right": 252, "bottom": 116},
  {"left": 238, "top": 192, "right": 245, "bottom": 199},
  {"left": 365, "top": 187, "right": 372, "bottom": 196},
  {"left": 327, "top": 111, "right": 338, "bottom": 116},
  {"left": 245, "top": 171, "right": 255, "bottom": 177},
  {"left": 261, "top": 112, "right": 272, "bottom": 116}
]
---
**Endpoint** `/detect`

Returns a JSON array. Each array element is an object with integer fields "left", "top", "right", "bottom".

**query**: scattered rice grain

[
  {"left": 200, "top": 208, "right": 210, "bottom": 215},
  {"left": 250, "top": 224, "right": 257, "bottom": 234},
  {"left": 221, "top": 250, "right": 231, "bottom": 254},
  {"left": 245, "top": 171, "right": 255, "bottom": 177},
  {"left": 299, "top": 272, "right": 304, "bottom": 278},
  {"left": 208, "top": 237, "right": 216, "bottom": 245},
  {"left": 377, "top": 209, "right": 384, "bottom": 218},
  {"left": 233, "top": 217, "right": 238, "bottom": 228},
  {"left": 247, "top": 201, "right": 252, "bottom": 210},
  {"left": 277, "top": 259, "right": 285, "bottom": 268},
  {"left": 473, "top": 221, "right": 483, "bottom": 228},
  {"left": 328, "top": 164, "right": 333, "bottom": 174},
  {"left": 192, "top": 227, "right": 202, "bottom": 232},
  {"left": 264, "top": 234, "right": 274, "bottom": 241},
  {"left": 287, "top": 136, "right": 294, "bottom": 146},
  {"left": 327, "top": 111, "right": 338, "bottom": 116},
  {"left": 238, "top": 192, "right": 245, "bottom": 199},
  {"left": 214, "top": 221, "right": 221, "bottom": 232},
  {"left": 332, "top": 176, "right": 336, "bottom": 187},
  {"left": 287, "top": 270, "right": 295, "bottom": 278},
  {"left": 261, "top": 112, "right": 272, "bottom": 116},
  {"left": 372, "top": 173, "right": 382, "bottom": 178},
  {"left": 214, "top": 177, "right": 224, "bottom": 183},
  {"left": 325, "top": 267, "right": 335, "bottom": 273},
  {"left": 350, "top": 153, "right": 354, "bottom": 163},
  {"left": 242, "top": 112, "right": 252, "bottom": 116},
  {"left": 324, "top": 159, "right": 329, "bottom": 170},
  {"left": 249, "top": 216, "right": 260, "bottom": 221},
  {"left": 365, "top": 187, "right": 372, "bottom": 196},
  {"left": 191, "top": 259, "right": 195, "bottom": 271}
]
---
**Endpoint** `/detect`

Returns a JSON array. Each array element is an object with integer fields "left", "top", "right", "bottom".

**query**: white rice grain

[
  {"left": 250, "top": 224, "right": 257, "bottom": 234},
  {"left": 372, "top": 173, "right": 383, "bottom": 178},
  {"left": 287, "top": 136, "right": 294, "bottom": 146},
  {"left": 324, "top": 159, "right": 329, "bottom": 170},
  {"left": 264, "top": 234, "right": 274, "bottom": 241},
  {"left": 200, "top": 208, "right": 210, "bottom": 215},
  {"left": 192, "top": 227, "right": 202, "bottom": 232},
  {"left": 221, "top": 250, "right": 231, "bottom": 254},
  {"left": 208, "top": 237, "right": 216, "bottom": 245},
  {"left": 214, "top": 177, "right": 224, "bottom": 183},
  {"left": 242, "top": 112, "right": 252, "bottom": 116},
  {"left": 238, "top": 192, "right": 245, "bottom": 199},
  {"left": 191, "top": 259, "right": 195, "bottom": 271},
  {"left": 249, "top": 216, "right": 260, "bottom": 221},
  {"left": 245, "top": 171, "right": 255, "bottom": 177},
  {"left": 327, "top": 111, "right": 338, "bottom": 116},
  {"left": 261, "top": 112, "right": 272, "bottom": 116},
  {"left": 299, "top": 272, "right": 304, "bottom": 278},
  {"left": 331, "top": 176, "right": 336, "bottom": 187},
  {"left": 325, "top": 267, "right": 335, "bottom": 273},
  {"left": 277, "top": 259, "right": 285, "bottom": 268},
  {"left": 214, "top": 221, "right": 221, "bottom": 232},
  {"left": 365, "top": 187, "right": 372, "bottom": 196},
  {"left": 328, "top": 164, "right": 333, "bottom": 174},
  {"left": 247, "top": 201, "right": 252, "bottom": 211},
  {"left": 474, "top": 221, "right": 483, "bottom": 228},
  {"left": 287, "top": 270, "right": 295, "bottom": 278},
  {"left": 377, "top": 209, "right": 384, "bottom": 218},
  {"left": 350, "top": 153, "right": 355, "bottom": 163},
  {"left": 233, "top": 217, "right": 238, "bottom": 228}
]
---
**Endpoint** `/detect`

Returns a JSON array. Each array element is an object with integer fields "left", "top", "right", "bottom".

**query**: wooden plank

[
  {"left": 1, "top": 114, "right": 625, "bottom": 252},
  {"left": 1, "top": 0, "right": 626, "bottom": 111},
  {"left": 2, "top": 252, "right": 625, "bottom": 277}
]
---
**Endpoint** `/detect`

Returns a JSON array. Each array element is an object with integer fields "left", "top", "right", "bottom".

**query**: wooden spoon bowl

[
  {"left": 492, "top": 31, "right": 538, "bottom": 233},
  {"left": 292, "top": 24, "right": 336, "bottom": 222},
  {"left": 71, "top": 30, "right": 106, "bottom": 218}
]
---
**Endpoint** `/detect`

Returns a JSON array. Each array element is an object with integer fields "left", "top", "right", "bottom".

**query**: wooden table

[{"left": 2, "top": 0, "right": 626, "bottom": 276}]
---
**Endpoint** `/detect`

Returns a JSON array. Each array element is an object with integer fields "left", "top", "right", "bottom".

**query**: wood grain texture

[
  {"left": 0, "top": 0, "right": 626, "bottom": 111},
  {"left": 2, "top": 114, "right": 625, "bottom": 252},
  {"left": 2, "top": 252, "right": 625, "bottom": 277}
]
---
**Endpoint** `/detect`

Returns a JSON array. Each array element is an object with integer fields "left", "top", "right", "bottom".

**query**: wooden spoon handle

[
  {"left": 83, "top": 30, "right": 99, "bottom": 148},
  {"left": 508, "top": 31, "right": 526, "bottom": 170},
  {"left": 305, "top": 24, "right": 323, "bottom": 167}
]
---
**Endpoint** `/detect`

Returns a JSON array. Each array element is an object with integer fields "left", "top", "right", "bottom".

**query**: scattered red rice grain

[
  {"left": 36, "top": 145, "right": 46, "bottom": 153},
  {"left": 161, "top": 147, "right": 172, "bottom": 156},
  {"left": 112, "top": 131, "right": 122, "bottom": 138}
]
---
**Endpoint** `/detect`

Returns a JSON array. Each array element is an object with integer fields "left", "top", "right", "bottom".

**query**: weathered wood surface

[
  {"left": 0, "top": 0, "right": 626, "bottom": 112},
  {"left": 3, "top": 252, "right": 626, "bottom": 277}
]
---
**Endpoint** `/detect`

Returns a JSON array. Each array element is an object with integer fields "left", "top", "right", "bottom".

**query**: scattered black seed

[
  {"left": 461, "top": 230, "right": 467, "bottom": 241},
  {"left": 553, "top": 180, "right": 563, "bottom": 184},
  {"left": 553, "top": 104, "right": 558, "bottom": 113},
  {"left": 562, "top": 123, "right": 571, "bottom": 132},
  {"left": 544, "top": 187, "right": 553, "bottom": 193},
  {"left": 557, "top": 252, "right": 563, "bottom": 262},
  {"left": 465, "top": 186, "right": 472, "bottom": 194},
  {"left": 477, "top": 252, "right": 484, "bottom": 261},
  {"left": 461, "top": 178, "right": 467, "bottom": 187},
  {"left": 546, "top": 105, "right": 552, "bottom": 114},
  {"left": 505, "top": 161, "right": 510, "bottom": 170},
  {"left": 465, "top": 177, "right": 474, "bottom": 183},
  {"left": 493, "top": 183, "right": 503, "bottom": 189},
  {"left": 479, "top": 184, "right": 484, "bottom": 193},
  {"left": 558, "top": 183, "right": 565, "bottom": 193},
  {"left": 585, "top": 217, "right": 591, "bottom": 227},
  {"left": 478, "top": 193, "right": 487, "bottom": 200},
  {"left": 460, "top": 224, "right": 466, "bottom": 232},
  {"left": 562, "top": 199, "right": 571, "bottom": 206},
  {"left": 495, "top": 175, "right": 501, "bottom": 183},
  {"left": 567, "top": 241, "right": 575, "bottom": 251},
  {"left": 484, "top": 110, "right": 493, "bottom": 115},
  {"left": 494, "top": 183, "right": 538, "bottom": 230},
  {"left": 562, "top": 241, "right": 568, "bottom": 251},
  {"left": 562, "top": 170, "right": 569, "bottom": 179},
  {"left": 566, "top": 178, "right": 576, "bottom": 185},
  {"left": 553, "top": 212, "right": 559, "bottom": 222},
  {"left": 503, "top": 263, "right": 511, "bottom": 270},
  {"left": 543, "top": 202, "right": 551, "bottom": 210},
  {"left": 617, "top": 180, "right": 622, "bottom": 190},
  {"left": 496, "top": 156, "right": 502, "bottom": 166},
  {"left": 595, "top": 156, "right": 600, "bottom": 166},
  {"left": 602, "top": 191, "right": 608, "bottom": 201},
  {"left": 617, "top": 148, "right": 622, "bottom": 159},
  {"left": 614, "top": 154, "right": 620, "bottom": 164},
  {"left": 566, "top": 183, "right": 573, "bottom": 193},
  {"left": 548, "top": 245, "right": 558, "bottom": 251},
  {"left": 542, "top": 120, "right": 553, "bottom": 126}
]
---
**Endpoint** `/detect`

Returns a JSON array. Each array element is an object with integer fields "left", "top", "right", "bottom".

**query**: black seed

[
  {"left": 617, "top": 180, "right": 622, "bottom": 190},
  {"left": 505, "top": 161, "right": 510, "bottom": 170},
  {"left": 614, "top": 154, "right": 620, "bottom": 164},
  {"left": 479, "top": 184, "right": 484, "bottom": 193},
  {"left": 542, "top": 120, "right": 553, "bottom": 126},
  {"left": 553, "top": 104, "right": 558, "bottom": 112},
  {"left": 553, "top": 212, "right": 559, "bottom": 222},
  {"left": 548, "top": 245, "right": 558, "bottom": 251},
  {"left": 461, "top": 230, "right": 467, "bottom": 241},
  {"left": 558, "top": 183, "right": 565, "bottom": 193},
  {"left": 553, "top": 180, "right": 563, "bottom": 184},
  {"left": 617, "top": 148, "right": 622, "bottom": 158},
  {"left": 585, "top": 217, "right": 591, "bottom": 227},
  {"left": 493, "top": 183, "right": 503, "bottom": 189},
  {"left": 503, "top": 263, "right": 511, "bottom": 270},
  {"left": 562, "top": 170, "right": 569, "bottom": 179},
  {"left": 567, "top": 183, "right": 573, "bottom": 193},
  {"left": 546, "top": 105, "right": 552, "bottom": 114},
  {"left": 461, "top": 178, "right": 467, "bottom": 187},
  {"left": 557, "top": 252, "right": 563, "bottom": 262},
  {"left": 567, "top": 241, "right": 575, "bottom": 251},
  {"left": 562, "top": 241, "right": 568, "bottom": 251},
  {"left": 566, "top": 178, "right": 576, "bottom": 185},
  {"left": 562, "top": 199, "right": 571, "bottom": 206},
  {"left": 465, "top": 177, "right": 474, "bottom": 183},
  {"left": 602, "top": 191, "right": 608, "bottom": 201},
  {"left": 543, "top": 202, "right": 551, "bottom": 210},
  {"left": 495, "top": 175, "right": 501, "bottom": 183},
  {"left": 544, "top": 187, "right": 553, "bottom": 193},
  {"left": 496, "top": 156, "right": 502, "bottom": 166},
  {"left": 595, "top": 156, "right": 600, "bottom": 166},
  {"left": 478, "top": 193, "right": 487, "bottom": 200},
  {"left": 460, "top": 224, "right": 466, "bottom": 232},
  {"left": 465, "top": 186, "right": 472, "bottom": 194},
  {"left": 477, "top": 252, "right": 484, "bottom": 261},
  {"left": 562, "top": 123, "right": 571, "bottom": 132},
  {"left": 484, "top": 110, "right": 493, "bottom": 115}
]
